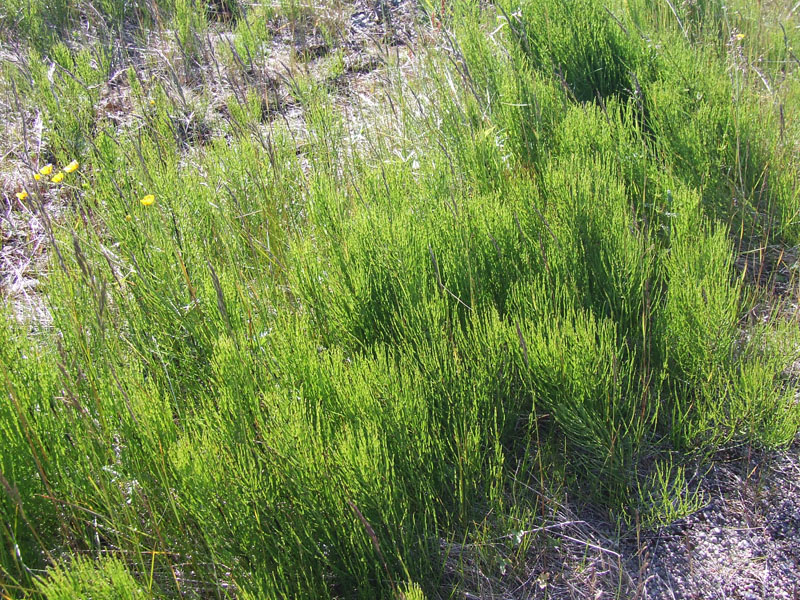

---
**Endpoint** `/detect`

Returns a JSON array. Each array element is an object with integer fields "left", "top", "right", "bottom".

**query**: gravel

[
  {"left": 446, "top": 441, "right": 800, "bottom": 599},
  {"left": 630, "top": 443, "right": 800, "bottom": 600}
]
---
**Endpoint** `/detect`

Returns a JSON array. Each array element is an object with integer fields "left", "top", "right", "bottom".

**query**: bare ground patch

[
  {"left": 441, "top": 442, "right": 800, "bottom": 600},
  {"left": 633, "top": 443, "right": 800, "bottom": 600}
]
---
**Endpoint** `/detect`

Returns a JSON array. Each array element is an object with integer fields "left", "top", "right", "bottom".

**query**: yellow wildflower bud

[
  {"left": 51, "top": 172, "right": 65, "bottom": 183},
  {"left": 64, "top": 160, "right": 79, "bottom": 173},
  {"left": 125, "top": 214, "right": 132, "bottom": 222},
  {"left": 16, "top": 191, "right": 28, "bottom": 201},
  {"left": 40, "top": 164, "right": 53, "bottom": 176},
  {"left": 34, "top": 173, "right": 41, "bottom": 181},
  {"left": 140, "top": 194, "right": 155, "bottom": 206}
]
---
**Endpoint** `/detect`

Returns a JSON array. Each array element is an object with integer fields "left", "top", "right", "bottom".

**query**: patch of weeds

[{"left": 1, "top": 1, "right": 800, "bottom": 599}]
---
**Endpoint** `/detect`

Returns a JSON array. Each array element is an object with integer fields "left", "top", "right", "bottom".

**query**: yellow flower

[
  {"left": 149, "top": 99, "right": 156, "bottom": 106},
  {"left": 15, "top": 191, "right": 28, "bottom": 201},
  {"left": 34, "top": 173, "right": 41, "bottom": 181},
  {"left": 735, "top": 33, "right": 746, "bottom": 41},
  {"left": 64, "top": 160, "right": 79, "bottom": 173},
  {"left": 125, "top": 214, "right": 132, "bottom": 222},
  {"left": 140, "top": 194, "right": 155, "bottom": 206},
  {"left": 40, "top": 164, "right": 53, "bottom": 176},
  {"left": 51, "top": 172, "right": 64, "bottom": 183}
]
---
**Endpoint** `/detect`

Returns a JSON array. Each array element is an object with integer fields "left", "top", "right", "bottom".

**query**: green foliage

[
  {"left": 1, "top": 0, "right": 799, "bottom": 597},
  {"left": 0, "top": 0, "right": 179, "bottom": 52},
  {"left": 499, "top": 0, "right": 655, "bottom": 103},
  {"left": 35, "top": 557, "right": 150, "bottom": 599},
  {"left": 15, "top": 43, "right": 110, "bottom": 160},
  {"left": 230, "top": 4, "right": 273, "bottom": 66}
]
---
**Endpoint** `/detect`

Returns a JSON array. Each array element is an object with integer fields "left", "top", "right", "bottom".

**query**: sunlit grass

[{"left": 1, "top": 0, "right": 799, "bottom": 598}]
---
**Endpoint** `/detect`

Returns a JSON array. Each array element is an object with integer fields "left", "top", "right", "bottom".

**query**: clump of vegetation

[{"left": 1, "top": 0, "right": 799, "bottom": 597}]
